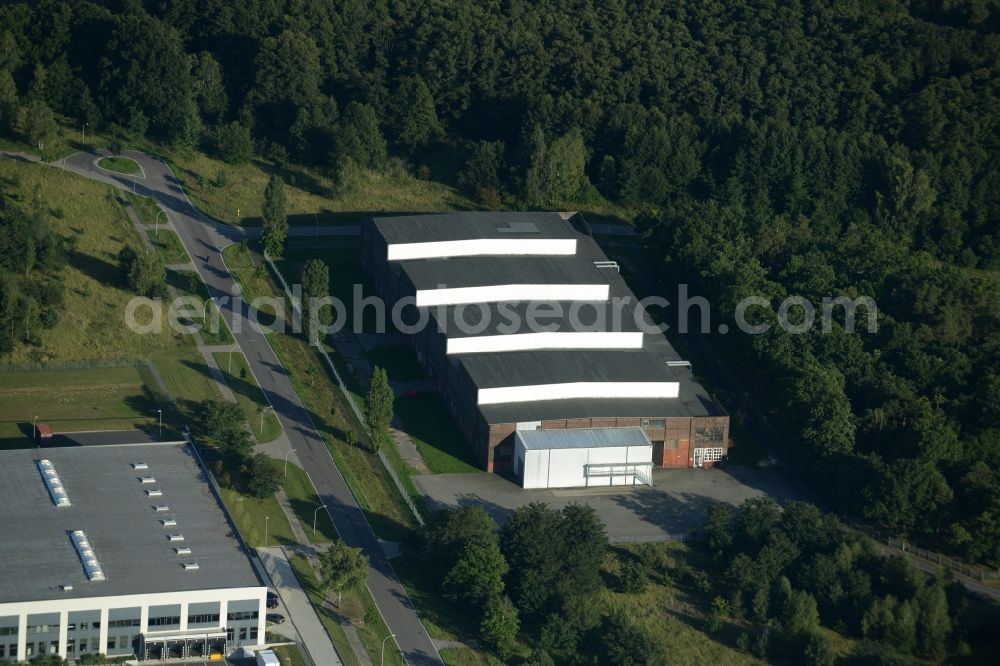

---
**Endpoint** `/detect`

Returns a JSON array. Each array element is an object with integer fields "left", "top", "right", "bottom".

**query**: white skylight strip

[
  {"left": 477, "top": 381, "right": 680, "bottom": 405},
  {"left": 387, "top": 238, "right": 577, "bottom": 261},
  {"left": 415, "top": 283, "right": 609, "bottom": 307},
  {"left": 70, "top": 530, "right": 105, "bottom": 581},
  {"left": 446, "top": 331, "right": 644, "bottom": 354},
  {"left": 37, "top": 459, "right": 71, "bottom": 507}
]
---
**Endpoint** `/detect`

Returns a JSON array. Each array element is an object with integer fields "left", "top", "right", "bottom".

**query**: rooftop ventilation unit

[
  {"left": 174, "top": 547, "right": 192, "bottom": 555},
  {"left": 132, "top": 462, "right": 149, "bottom": 470},
  {"left": 61, "top": 584, "right": 74, "bottom": 592},
  {"left": 69, "top": 530, "right": 105, "bottom": 581},
  {"left": 665, "top": 360, "right": 692, "bottom": 367},
  {"left": 182, "top": 563, "right": 200, "bottom": 571},
  {"left": 593, "top": 260, "right": 620, "bottom": 272},
  {"left": 146, "top": 489, "right": 163, "bottom": 497},
  {"left": 154, "top": 505, "right": 170, "bottom": 513},
  {"left": 37, "top": 459, "right": 71, "bottom": 507},
  {"left": 167, "top": 534, "right": 185, "bottom": 542},
  {"left": 160, "top": 519, "right": 177, "bottom": 527},
  {"left": 140, "top": 476, "right": 156, "bottom": 484}
]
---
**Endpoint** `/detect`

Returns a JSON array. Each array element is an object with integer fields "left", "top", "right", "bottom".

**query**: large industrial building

[
  {"left": 0, "top": 441, "right": 266, "bottom": 662},
  {"left": 363, "top": 212, "right": 729, "bottom": 486}
]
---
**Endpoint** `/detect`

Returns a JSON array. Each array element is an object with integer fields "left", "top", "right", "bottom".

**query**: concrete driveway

[{"left": 413, "top": 466, "right": 804, "bottom": 541}]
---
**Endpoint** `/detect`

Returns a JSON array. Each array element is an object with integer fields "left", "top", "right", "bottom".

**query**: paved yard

[{"left": 413, "top": 466, "right": 805, "bottom": 541}]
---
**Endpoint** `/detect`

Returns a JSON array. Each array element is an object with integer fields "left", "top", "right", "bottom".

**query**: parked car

[
  {"left": 266, "top": 592, "right": 279, "bottom": 609},
  {"left": 265, "top": 613, "right": 285, "bottom": 625}
]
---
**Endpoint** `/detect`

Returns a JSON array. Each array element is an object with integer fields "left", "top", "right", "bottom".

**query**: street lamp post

[
  {"left": 283, "top": 448, "right": 297, "bottom": 478},
  {"left": 33, "top": 415, "right": 38, "bottom": 444},
  {"left": 313, "top": 504, "right": 327, "bottom": 535},
  {"left": 154, "top": 209, "right": 167, "bottom": 237},
  {"left": 261, "top": 406, "right": 274, "bottom": 435},
  {"left": 380, "top": 634, "right": 396, "bottom": 666},
  {"left": 228, "top": 349, "right": 233, "bottom": 373},
  {"left": 82, "top": 122, "right": 88, "bottom": 145},
  {"left": 157, "top": 409, "right": 162, "bottom": 439},
  {"left": 264, "top": 515, "right": 269, "bottom": 548}
]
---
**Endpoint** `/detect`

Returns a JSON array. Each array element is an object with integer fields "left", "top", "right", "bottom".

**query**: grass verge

[
  {"left": 282, "top": 462, "right": 338, "bottom": 544},
  {"left": 147, "top": 229, "right": 190, "bottom": 265},
  {"left": 217, "top": 484, "right": 296, "bottom": 548},
  {"left": 211, "top": 351, "right": 282, "bottom": 444},
  {"left": 289, "top": 553, "right": 404, "bottom": 666},
  {"left": 98, "top": 155, "right": 142, "bottom": 174},
  {"left": 271, "top": 645, "right": 308, "bottom": 666},
  {"left": 393, "top": 394, "right": 480, "bottom": 474},
  {"left": 167, "top": 269, "right": 235, "bottom": 346}
]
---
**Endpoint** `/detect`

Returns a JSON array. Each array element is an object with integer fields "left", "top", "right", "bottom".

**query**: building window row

[
  {"left": 148, "top": 615, "right": 181, "bottom": 627},
  {"left": 26, "top": 623, "right": 59, "bottom": 634},
  {"left": 188, "top": 613, "right": 220, "bottom": 625},
  {"left": 108, "top": 618, "right": 140, "bottom": 628},
  {"left": 226, "top": 610, "right": 258, "bottom": 621},
  {"left": 0, "top": 627, "right": 16, "bottom": 636},
  {"left": 226, "top": 627, "right": 259, "bottom": 641}
]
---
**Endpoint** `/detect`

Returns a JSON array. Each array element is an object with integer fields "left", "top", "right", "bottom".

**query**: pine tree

[
  {"left": 364, "top": 366, "right": 393, "bottom": 446},
  {"left": 261, "top": 175, "right": 287, "bottom": 256}
]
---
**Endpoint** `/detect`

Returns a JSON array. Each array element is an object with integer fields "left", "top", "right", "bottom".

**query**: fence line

[
  {"left": 264, "top": 250, "right": 425, "bottom": 527},
  {"left": 853, "top": 523, "right": 999, "bottom": 582}
]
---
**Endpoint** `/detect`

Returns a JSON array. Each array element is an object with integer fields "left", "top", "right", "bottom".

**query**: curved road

[{"left": 63, "top": 150, "right": 442, "bottom": 665}]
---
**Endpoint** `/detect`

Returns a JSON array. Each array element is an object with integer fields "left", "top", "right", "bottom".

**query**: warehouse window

[
  {"left": 642, "top": 418, "right": 666, "bottom": 429},
  {"left": 697, "top": 447, "right": 725, "bottom": 462}
]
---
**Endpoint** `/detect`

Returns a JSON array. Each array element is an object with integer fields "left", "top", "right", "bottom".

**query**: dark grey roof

[
  {"left": 365, "top": 212, "right": 726, "bottom": 426},
  {"left": 460, "top": 350, "right": 679, "bottom": 388},
  {"left": 0, "top": 442, "right": 261, "bottom": 603},
  {"left": 516, "top": 426, "right": 652, "bottom": 450},
  {"left": 373, "top": 212, "right": 577, "bottom": 244},
  {"left": 478, "top": 368, "right": 722, "bottom": 423}
]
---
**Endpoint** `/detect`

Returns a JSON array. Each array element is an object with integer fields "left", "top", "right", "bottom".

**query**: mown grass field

[
  {"left": 0, "top": 365, "right": 166, "bottom": 446},
  {"left": 211, "top": 350, "right": 282, "bottom": 444},
  {"left": 289, "top": 553, "right": 404, "bottom": 666}
]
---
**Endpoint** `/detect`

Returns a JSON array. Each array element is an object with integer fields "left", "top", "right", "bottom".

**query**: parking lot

[{"left": 413, "top": 465, "right": 805, "bottom": 541}]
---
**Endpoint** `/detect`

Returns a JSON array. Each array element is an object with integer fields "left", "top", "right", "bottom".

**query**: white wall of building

[
  {"left": 415, "top": 283, "right": 610, "bottom": 307},
  {"left": 516, "top": 441, "right": 653, "bottom": 489},
  {"left": 387, "top": 238, "right": 577, "bottom": 261},
  {"left": 478, "top": 381, "right": 679, "bottom": 405},
  {"left": 0, "top": 585, "right": 266, "bottom": 661},
  {"left": 446, "top": 331, "right": 643, "bottom": 354}
]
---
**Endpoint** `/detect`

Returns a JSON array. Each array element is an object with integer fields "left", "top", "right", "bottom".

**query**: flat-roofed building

[
  {"left": 363, "top": 212, "right": 729, "bottom": 479},
  {"left": 0, "top": 441, "right": 266, "bottom": 662}
]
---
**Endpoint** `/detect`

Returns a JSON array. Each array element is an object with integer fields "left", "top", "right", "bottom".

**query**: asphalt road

[{"left": 63, "top": 150, "right": 442, "bottom": 665}]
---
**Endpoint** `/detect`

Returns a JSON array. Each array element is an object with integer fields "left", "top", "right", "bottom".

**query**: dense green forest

[{"left": 0, "top": 0, "right": 998, "bottom": 563}]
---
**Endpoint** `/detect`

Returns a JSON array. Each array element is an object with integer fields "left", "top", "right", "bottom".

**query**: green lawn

[
  {"left": 394, "top": 394, "right": 480, "bottom": 474},
  {"left": 271, "top": 645, "right": 308, "bottom": 666},
  {"left": 289, "top": 554, "right": 404, "bottom": 666},
  {"left": 0, "top": 365, "right": 174, "bottom": 447},
  {"left": 98, "top": 155, "right": 142, "bottom": 175},
  {"left": 217, "top": 485, "right": 296, "bottom": 548},
  {"left": 282, "top": 462, "right": 338, "bottom": 544},
  {"left": 167, "top": 269, "right": 235, "bottom": 346},
  {"left": 366, "top": 345, "right": 424, "bottom": 382},
  {"left": 211, "top": 351, "right": 282, "bottom": 444},
  {"left": 147, "top": 229, "right": 190, "bottom": 265}
]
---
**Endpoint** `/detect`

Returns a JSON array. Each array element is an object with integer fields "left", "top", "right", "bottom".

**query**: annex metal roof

[
  {"left": 515, "top": 426, "right": 653, "bottom": 451},
  {"left": 0, "top": 441, "right": 261, "bottom": 603}
]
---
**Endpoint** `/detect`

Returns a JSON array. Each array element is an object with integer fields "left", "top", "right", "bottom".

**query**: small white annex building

[{"left": 513, "top": 427, "right": 654, "bottom": 489}]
